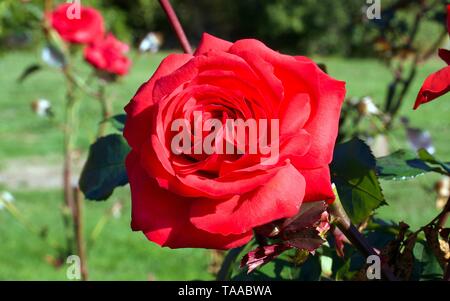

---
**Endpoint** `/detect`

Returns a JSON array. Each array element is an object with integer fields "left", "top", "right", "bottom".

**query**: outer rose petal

[
  {"left": 290, "top": 56, "right": 346, "bottom": 168},
  {"left": 296, "top": 166, "right": 335, "bottom": 203},
  {"left": 439, "top": 49, "right": 450, "bottom": 65},
  {"left": 124, "top": 53, "right": 193, "bottom": 150},
  {"left": 190, "top": 162, "right": 306, "bottom": 235},
  {"left": 413, "top": 65, "right": 450, "bottom": 109},
  {"left": 194, "top": 33, "right": 233, "bottom": 55},
  {"left": 279, "top": 93, "right": 311, "bottom": 137},
  {"left": 127, "top": 151, "right": 252, "bottom": 249}
]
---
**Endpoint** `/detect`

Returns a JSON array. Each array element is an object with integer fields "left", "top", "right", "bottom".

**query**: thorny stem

[
  {"left": 63, "top": 63, "right": 90, "bottom": 280},
  {"left": 329, "top": 187, "right": 399, "bottom": 281},
  {"left": 158, "top": 0, "right": 193, "bottom": 54}
]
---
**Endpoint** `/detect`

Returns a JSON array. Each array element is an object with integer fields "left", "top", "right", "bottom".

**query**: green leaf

[
  {"left": 17, "top": 64, "right": 42, "bottom": 83},
  {"left": 107, "top": 114, "right": 127, "bottom": 132},
  {"left": 376, "top": 149, "right": 432, "bottom": 180},
  {"left": 418, "top": 149, "right": 450, "bottom": 174},
  {"left": 412, "top": 241, "right": 444, "bottom": 280},
  {"left": 295, "top": 254, "right": 322, "bottom": 281},
  {"left": 335, "top": 258, "right": 356, "bottom": 280},
  {"left": 79, "top": 134, "right": 130, "bottom": 201},
  {"left": 331, "top": 138, "right": 386, "bottom": 224}
]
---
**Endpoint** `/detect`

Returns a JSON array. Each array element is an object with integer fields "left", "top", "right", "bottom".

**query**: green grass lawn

[{"left": 0, "top": 49, "right": 449, "bottom": 280}]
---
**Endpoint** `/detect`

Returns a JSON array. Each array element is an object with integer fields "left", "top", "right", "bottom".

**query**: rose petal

[
  {"left": 127, "top": 151, "right": 252, "bottom": 249},
  {"left": 280, "top": 129, "right": 312, "bottom": 158},
  {"left": 194, "top": 33, "right": 233, "bottom": 55},
  {"left": 279, "top": 93, "right": 311, "bottom": 137},
  {"left": 439, "top": 48, "right": 450, "bottom": 65},
  {"left": 190, "top": 163, "right": 305, "bottom": 235},
  {"left": 229, "top": 39, "right": 345, "bottom": 168},
  {"left": 124, "top": 53, "right": 193, "bottom": 150},
  {"left": 413, "top": 65, "right": 450, "bottom": 109},
  {"left": 294, "top": 165, "right": 335, "bottom": 203},
  {"left": 447, "top": 5, "right": 450, "bottom": 35}
]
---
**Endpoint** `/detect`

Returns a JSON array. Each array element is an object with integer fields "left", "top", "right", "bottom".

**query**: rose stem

[
  {"left": 62, "top": 66, "right": 77, "bottom": 255},
  {"left": 73, "top": 187, "right": 88, "bottom": 280},
  {"left": 158, "top": 0, "right": 193, "bottom": 54},
  {"left": 329, "top": 187, "right": 398, "bottom": 281}
]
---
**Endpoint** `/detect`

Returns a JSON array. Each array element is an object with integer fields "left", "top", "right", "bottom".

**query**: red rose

[
  {"left": 124, "top": 33, "right": 346, "bottom": 249},
  {"left": 49, "top": 3, "right": 104, "bottom": 44},
  {"left": 414, "top": 5, "right": 450, "bottom": 109},
  {"left": 84, "top": 34, "right": 131, "bottom": 76}
]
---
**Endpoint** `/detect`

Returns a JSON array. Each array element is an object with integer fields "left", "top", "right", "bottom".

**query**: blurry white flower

[
  {"left": 357, "top": 96, "right": 380, "bottom": 116},
  {"left": 0, "top": 191, "right": 14, "bottom": 210},
  {"left": 111, "top": 202, "right": 123, "bottom": 219},
  {"left": 369, "top": 134, "right": 390, "bottom": 157},
  {"left": 435, "top": 177, "right": 450, "bottom": 210},
  {"left": 139, "top": 32, "right": 162, "bottom": 53},
  {"left": 31, "top": 99, "right": 52, "bottom": 117}
]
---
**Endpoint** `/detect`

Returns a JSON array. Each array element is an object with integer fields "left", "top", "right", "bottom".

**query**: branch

[
  {"left": 73, "top": 187, "right": 88, "bottom": 281},
  {"left": 158, "top": 0, "right": 193, "bottom": 54},
  {"left": 329, "top": 187, "right": 399, "bottom": 281}
]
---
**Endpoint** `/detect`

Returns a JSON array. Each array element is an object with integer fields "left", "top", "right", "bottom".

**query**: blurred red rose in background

[
  {"left": 84, "top": 34, "right": 131, "bottom": 76},
  {"left": 124, "top": 33, "right": 346, "bottom": 249},
  {"left": 49, "top": 3, "right": 104, "bottom": 44},
  {"left": 414, "top": 5, "right": 450, "bottom": 109}
]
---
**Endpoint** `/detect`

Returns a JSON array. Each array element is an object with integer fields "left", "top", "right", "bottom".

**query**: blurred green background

[
  {"left": 1, "top": 0, "right": 446, "bottom": 56},
  {"left": 0, "top": 0, "right": 449, "bottom": 280}
]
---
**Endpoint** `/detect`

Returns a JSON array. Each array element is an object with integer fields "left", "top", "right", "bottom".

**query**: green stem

[{"left": 62, "top": 66, "right": 78, "bottom": 255}]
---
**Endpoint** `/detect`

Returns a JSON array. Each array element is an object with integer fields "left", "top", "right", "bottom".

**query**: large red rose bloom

[
  {"left": 49, "top": 3, "right": 105, "bottom": 44},
  {"left": 123, "top": 34, "right": 346, "bottom": 249}
]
